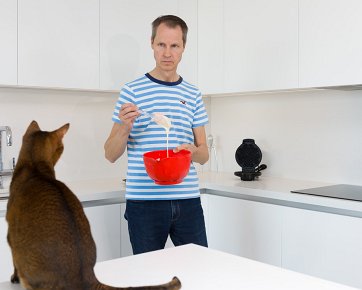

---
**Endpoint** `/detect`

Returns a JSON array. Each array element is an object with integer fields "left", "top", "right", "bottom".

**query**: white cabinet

[
  {"left": 224, "top": 0, "right": 298, "bottom": 93},
  {"left": 0, "top": 216, "right": 13, "bottom": 283},
  {"left": 18, "top": 0, "right": 99, "bottom": 89},
  {"left": 198, "top": 0, "right": 298, "bottom": 95},
  {"left": 299, "top": 0, "right": 362, "bottom": 88},
  {"left": 176, "top": 0, "right": 198, "bottom": 87},
  {"left": 0, "top": 0, "right": 17, "bottom": 85},
  {"left": 200, "top": 194, "right": 209, "bottom": 235},
  {"left": 206, "top": 193, "right": 362, "bottom": 288},
  {"left": 206, "top": 194, "right": 282, "bottom": 267},
  {"left": 120, "top": 203, "right": 133, "bottom": 257},
  {"left": 197, "top": 0, "right": 224, "bottom": 95},
  {"left": 282, "top": 207, "right": 362, "bottom": 289},
  {"left": 84, "top": 203, "right": 121, "bottom": 262},
  {"left": 100, "top": 0, "right": 198, "bottom": 91}
]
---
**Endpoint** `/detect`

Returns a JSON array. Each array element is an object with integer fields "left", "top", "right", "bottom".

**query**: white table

[{"left": 0, "top": 244, "right": 359, "bottom": 290}]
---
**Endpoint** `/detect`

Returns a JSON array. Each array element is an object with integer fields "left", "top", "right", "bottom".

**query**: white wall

[
  {"left": 206, "top": 89, "right": 362, "bottom": 185},
  {"left": 1, "top": 87, "right": 362, "bottom": 186},
  {"left": 0, "top": 87, "right": 127, "bottom": 187}
]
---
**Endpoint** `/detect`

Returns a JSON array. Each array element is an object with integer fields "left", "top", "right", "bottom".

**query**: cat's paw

[{"left": 10, "top": 274, "right": 20, "bottom": 284}]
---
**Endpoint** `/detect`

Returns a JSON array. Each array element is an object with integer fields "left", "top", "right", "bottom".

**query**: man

[{"left": 104, "top": 15, "right": 209, "bottom": 254}]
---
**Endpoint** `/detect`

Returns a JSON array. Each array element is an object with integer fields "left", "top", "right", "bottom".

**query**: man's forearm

[
  {"left": 104, "top": 123, "right": 130, "bottom": 163},
  {"left": 192, "top": 143, "right": 209, "bottom": 165}
]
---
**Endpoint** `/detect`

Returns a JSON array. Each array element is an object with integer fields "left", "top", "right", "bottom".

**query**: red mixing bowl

[{"left": 143, "top": 149, "right": 191, "bottom": 185}]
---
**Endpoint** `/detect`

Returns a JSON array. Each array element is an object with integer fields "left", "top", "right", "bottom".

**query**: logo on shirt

[{"left": 180, "top": 100, "right": 187, "bottom": 105}]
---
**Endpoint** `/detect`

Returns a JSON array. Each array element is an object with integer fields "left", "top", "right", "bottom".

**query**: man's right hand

[
  {"left": 119, "top": 103, "right": 141, "bottom": 131},
  {"left": 104, "top": 103, "right": 140, "bottom": 163}
]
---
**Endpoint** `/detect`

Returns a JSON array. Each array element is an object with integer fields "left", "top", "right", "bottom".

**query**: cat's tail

[{"left": 95, "top": 276, "right": 181, "bottom": 290}]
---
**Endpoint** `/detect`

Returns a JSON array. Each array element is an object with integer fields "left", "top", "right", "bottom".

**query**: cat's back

[
  {"left": 8, "top": 170, "right": 89, "bottom": 247},
  {"left": 9, "top": 172, "right": 83, "bottom": 222}
]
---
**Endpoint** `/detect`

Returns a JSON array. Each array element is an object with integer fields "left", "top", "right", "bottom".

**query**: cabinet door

[
  {"left": 197, "top": 0, "right": 224, "bottom": 95},
  {"left": 0, "top": 216, "right": 13, "bottom": 283},
  {"left": 84, "top": 203, "right": 121, "bottom": 262},
  {"left": 223, "top": 0, "right": 298, "bottom": 93},
  {"left": 207, "top": 194, "right": 282, "bottom": 266},
  {"left": 18, "top": 0, "right": 99, "bottom": 89},
  {"left": 201, "top": 194, "right": 209, "bottom": 235},
  {"left": 0, "top": 0, "right": 17, "bottom": 85},
  {"left": 299, "top": 0, "right": 362, "bottom": 88},
  {"left": 282, "top": 207, "right": 362, "bottom": 289},
  {"left": 176, "top": 0, "right": 198, "bottom": 87},
  {"left": 120, "top": 203, "right": 133, "bottom": 257},
  {"left": 100, "top": 0, "right": 198, "bottom": 91}
]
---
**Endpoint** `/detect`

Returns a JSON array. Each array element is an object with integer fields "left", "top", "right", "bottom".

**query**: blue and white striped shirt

[{"left": 112, "top": 73, "right": 208, "bottom": 200}]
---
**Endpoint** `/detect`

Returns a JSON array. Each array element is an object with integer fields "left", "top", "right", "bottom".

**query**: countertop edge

[{"left": 1, "top": 173, "right": 362, "bottom": 217}]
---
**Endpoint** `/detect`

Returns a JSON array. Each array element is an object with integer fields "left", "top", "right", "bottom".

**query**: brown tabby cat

[{"left": 6, "top": 121, "right": 181, "bottom": 290}]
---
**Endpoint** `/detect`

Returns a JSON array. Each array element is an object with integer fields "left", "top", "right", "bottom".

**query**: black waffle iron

[{"left": 234, "top": 139, "right": 267, "bottom": 181}]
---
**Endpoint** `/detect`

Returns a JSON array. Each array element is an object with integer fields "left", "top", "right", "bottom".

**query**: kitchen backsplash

[
  {"left": 1, "top": 87, "right": 361, "bottom": 186},
  {"left": 208, "top": 89, "right": 362, "bottom": 185},
  {"left": 0, "top": 87, "right": 126, "bottom": 184}
]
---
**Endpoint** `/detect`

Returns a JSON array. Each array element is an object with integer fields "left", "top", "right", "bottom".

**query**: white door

[
  {"left": 0, "top": 0, "right": 17, "bottom": 85},
  {"left": 84, "top": 203, "right": 121, "bottom": 262},
  {"left": 18, "top": 0, "right": 99, "bottom": 89},
  {"left": 0, "top": 216, "right": 13, "bottom": 282},
  {"left": 282, "top": 206, "right": 362, "bottom": 289},
  {"left": 299, "top": 0, "right": 362, "bottom": 87},
  {"left": 207, "top": 194, "right": 282, "bottom": 266},
  {"left": 223, "top": 0, "right": 299, "bottom": 93},
  {"left": 100, "top": 0, "right": 198, "bottom": 91}
]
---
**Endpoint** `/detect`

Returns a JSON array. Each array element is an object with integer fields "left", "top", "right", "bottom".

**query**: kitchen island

[{"left": 0, "top": 244, "right": 358, "bottom": 290}]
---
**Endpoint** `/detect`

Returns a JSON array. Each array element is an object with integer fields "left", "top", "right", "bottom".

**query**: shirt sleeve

[{"left": 192, "top": 91, "right": 208, "bottom": 128}]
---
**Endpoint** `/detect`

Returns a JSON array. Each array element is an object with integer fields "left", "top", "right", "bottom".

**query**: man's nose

[{"left": 164, "top": 47, "right": 171, "bottom": 57}]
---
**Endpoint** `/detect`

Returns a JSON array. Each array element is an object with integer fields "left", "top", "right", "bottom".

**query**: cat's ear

[
  {"left": 25, "top": 120, "right": 41, "bottom": 135},
  {"left": 55, "top": 123, "right": 70, "bottom": 138}
]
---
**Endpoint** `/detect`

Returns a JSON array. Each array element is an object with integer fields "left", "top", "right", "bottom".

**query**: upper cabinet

[
  {"left": 2, "top": 0, "right": 362, "bottom": 93},
  {"left": 0, "top": 0, "right": 17, "bottom": 85},
  {"left": 223, "top": 0, "right": 299, "bottom": 94},
  {"left": 197, "top": 0, "right": 224, "bottom": 95},
  {"left": 198, "top": 0, "right": 299, "bottom": 95},
  {"left": 100, "top": 0, "right": 198, "bottom": 91},
  {"left": 299, "top": 0, "right": 362, "bottom": 88},
  {"left": 176, "top": 0, "right": 198, "bottom": 88},
  {"left": 18, "top": 0, "right": 99, "bottom": 89}
]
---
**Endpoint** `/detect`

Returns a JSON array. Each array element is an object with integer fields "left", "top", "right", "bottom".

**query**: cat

[{"left": 6, "top": 120, "right": 181, "bottom": 290}]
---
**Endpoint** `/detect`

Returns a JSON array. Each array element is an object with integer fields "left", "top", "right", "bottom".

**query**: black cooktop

[{"left": 291, "top": 184, "right": 362, "bottom": 202}]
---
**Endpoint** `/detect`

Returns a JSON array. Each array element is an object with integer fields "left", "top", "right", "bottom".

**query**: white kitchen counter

[
  {"left": 0, "top": 244, "right": 357, "bottom": 290},
  {"left": 198, "top": 172, "right": 362, "bottom": 217},
  {"left": 0, "top": 178, "right": 125, "bottom": 214},
  {"left": 1, "top": 172, "right": 362, "bottom": 217}
]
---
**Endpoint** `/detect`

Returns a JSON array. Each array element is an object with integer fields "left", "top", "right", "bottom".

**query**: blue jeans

[{"left": 125, "top": 197, "right": 208, "bottom": 254}]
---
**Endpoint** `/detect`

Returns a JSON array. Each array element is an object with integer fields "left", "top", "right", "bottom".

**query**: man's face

[{"left": 151, "top": 23, "right": 185, "bottom": 73}]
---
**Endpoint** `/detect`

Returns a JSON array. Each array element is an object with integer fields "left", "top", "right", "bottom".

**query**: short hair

[{"left": 151, "top": 15, "right": 188, "bottom": 47}]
